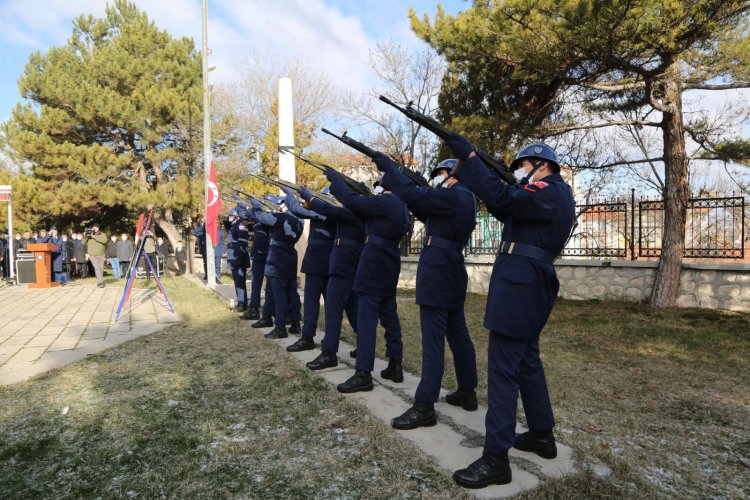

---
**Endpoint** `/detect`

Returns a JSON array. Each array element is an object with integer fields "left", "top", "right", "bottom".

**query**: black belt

[
  {"left": 365, "top": 235, "right": 400, "bottom": 248},
  {"left": 334, "top": 238, "right": 363, "bottom": 247},
  {"left": 270, "top": 240, "right": 295, "bottom": 248},
  {"left": 498, "top": 241, "right": 557, "bottom": 264},
  {"left": 308, "top": 239, "right": 334, "bottom": 248},
  {"left": 424, "top": 235, "right": 462, "bottom": 252}
]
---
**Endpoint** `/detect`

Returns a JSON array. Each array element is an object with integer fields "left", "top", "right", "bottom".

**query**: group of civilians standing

[{"left": 0, "top": 224, "right": 188, "bottom": 287}]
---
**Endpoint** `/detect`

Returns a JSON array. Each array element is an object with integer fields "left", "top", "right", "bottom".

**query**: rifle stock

[
  {"left": 378, "top": 95, "right": 517, "bottom": 186},
  {"left": 321, "top": 128, "right": 430, "bottom": 188},
  {"left": 279, "top": 146, "right": 372, "bottom": 196}
]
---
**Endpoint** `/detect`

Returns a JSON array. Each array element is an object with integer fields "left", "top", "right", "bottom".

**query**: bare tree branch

[{"left": 546, "top": 120, "right": 661, "bottom": 135}]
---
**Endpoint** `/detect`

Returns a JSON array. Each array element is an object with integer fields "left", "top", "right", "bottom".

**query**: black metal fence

[{"left": 403, "top": 192, "right": 747, "bottom": 259}]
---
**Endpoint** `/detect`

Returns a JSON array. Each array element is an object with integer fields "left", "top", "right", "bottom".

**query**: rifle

[
  {"left": 225, "top": 186, "right": 278, "bottom": 213},
  {"left": 378, "top": 95, "right": 517, "bottom": 186},
  {"left": 250, "top": 173, "right": 342, "bottom": 207},
  {"left": 279, "top": 146, "right": 372, "bottom": 196},
  {"left": 321, "top": 128, "right": 430, "bottom": 188}
]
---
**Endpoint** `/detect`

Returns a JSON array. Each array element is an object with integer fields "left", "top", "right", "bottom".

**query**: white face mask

[
  {"left": 373, "top": 185, "right": 384, "bottom": 195},
  {"left": 513, "top": 169, "right": 526, "bottom": 183},
  {"left": 431, "top": 174, "right": 448, "bottom": 188}
]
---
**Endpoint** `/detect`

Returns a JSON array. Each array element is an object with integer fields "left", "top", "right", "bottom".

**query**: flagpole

[{"left": 202, "top": 0, "right": 215, "bottom": 289}]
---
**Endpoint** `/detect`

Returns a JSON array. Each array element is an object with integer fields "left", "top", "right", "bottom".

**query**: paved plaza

[{"left": 0, "top": 281, "right": 179, "bottom": 385}]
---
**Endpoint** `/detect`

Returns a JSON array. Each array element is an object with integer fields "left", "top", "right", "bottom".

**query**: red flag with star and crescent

[{"left": 206, "top": 161, "right": 222, "bottom": 244}]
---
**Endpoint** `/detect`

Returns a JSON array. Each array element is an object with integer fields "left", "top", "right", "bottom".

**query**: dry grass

[
  {"left": 0, "top": 279, "right": 468, "bottom": 499},
  {"left": 338, "top": 291, "right": 750, "bottom": 498}
]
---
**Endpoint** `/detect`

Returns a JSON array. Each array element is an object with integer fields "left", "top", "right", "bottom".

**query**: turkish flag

[
  {"left": 134, "top": 212, "right": 145, "bottom": 242},
  {"left": 206, "top": 160, "right": 222, "bottom": 244}
]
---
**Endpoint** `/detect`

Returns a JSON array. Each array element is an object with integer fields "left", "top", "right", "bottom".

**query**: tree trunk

[
  {"left": 156, "top": 208, "right": 182, "bottom": 250},
  {"left": 649, "top": 75, "right": 688, "bottom": 308}
]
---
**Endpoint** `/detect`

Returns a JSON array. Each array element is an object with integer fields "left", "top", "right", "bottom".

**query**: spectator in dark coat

[{"left": 116, "top": 234, "right": 134, "bottom": 278}]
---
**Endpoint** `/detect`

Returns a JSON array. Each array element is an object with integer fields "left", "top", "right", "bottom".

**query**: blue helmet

[
  {"left": 228, "top": 208, "right": 239, "bottom": 217},
  {"left": 510, "top": 143, "right": 559, "bottom": 171},
  {"left": 430, "top": 158, "right": 458, "bottom": 179}
]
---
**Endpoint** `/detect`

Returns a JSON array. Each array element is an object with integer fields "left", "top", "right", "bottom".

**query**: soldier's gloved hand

[
  {"left": 298, "top": 186, "right": 313, "bottom": 202},
  {"left": 281, "top": 186, "right": 295, "bottom": 198},
  {"left": 445, "top": 132, "right": 475, "bottom": 160},
  {"left": 373, "top": 153, "right": 395, "bottom": 172},
  {"left": 324, "top": 168, "right": 339, "bottom": 182},
  {"left": 250, "top": 198, "right": 262, "bottom": 210}
]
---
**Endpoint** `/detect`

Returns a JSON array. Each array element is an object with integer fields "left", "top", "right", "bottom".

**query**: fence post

[{"left": 630, "top": 188, "right": 637, "bottom": 260}]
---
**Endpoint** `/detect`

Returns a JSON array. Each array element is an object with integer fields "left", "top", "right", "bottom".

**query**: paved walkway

[
  {"left": 0, "top": 281, "right": 179, "bottom": 385},
  {"left": 206, "top": 278, "right": 577, "bottom": 498}
]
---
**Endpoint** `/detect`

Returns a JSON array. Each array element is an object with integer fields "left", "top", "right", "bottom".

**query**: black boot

[
  {"left": 453, "top": 453, "right": 512, "bottom": 489},
  {"left": 380, "top": 357, "right": 403, "bottom": 383},
  {"left": 288, "top": 321, "right": 301, "bottom": 335},
  {"left": 514, "top": 430, "right": 557, "bottom": 459},
  {"left": 445, "top": 389, "right": 478, "bottom": 411},
  {"left": 232, "top": 304, "right": 247, "bottom": 313},
  {"left": 337, "top": 370, "right": 374, "bottom": 393},
  {"left": 251, "top": 317, "right": 273, "bottom": 328},
  {"left": 391, "top": 402, "right": 437, "bottom": 430},
  {"left": 264, "top": 325, "right": 288, "bottom": 339},
  {"left": 349, "top": 348, "right": 357, "bottom": 358},
  {"left": 306, "top": 351, "right": 338, "bottom": 371},
  {"left": 287, "top": 336, "right": 315, "bottom": 352},
  {"left": 240, "top": 308, "right": 260, "bottom": 320}
]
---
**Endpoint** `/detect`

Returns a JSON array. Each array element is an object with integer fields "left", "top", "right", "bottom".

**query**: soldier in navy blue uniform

[
  {"left": 444, "top": 136, "right": 575, "bottom": 488},
  {"left": 281, "top": 186, "right": 336, "bottom": 352},
  {"left": 375, "top": 156, "right": 479, "bottom": 430},
  {"left": 225, "top": 209, "right": 251, "bottom": 313},
  {"left": 304, "top": 183, "right": 364, "bottom": 373},
  {"left": 324, "top": 169, "right": 409, "bottom": 393},
  {"left": 248, "top": 195, "right": 303, "bottom": 339}
]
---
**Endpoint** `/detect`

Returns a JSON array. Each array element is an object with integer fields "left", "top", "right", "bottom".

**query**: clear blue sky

[{"left": 0, "top": 0, "right": 467, "bottom": 122}]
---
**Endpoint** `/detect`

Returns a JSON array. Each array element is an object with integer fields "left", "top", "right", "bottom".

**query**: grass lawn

[
  {"left": 338, "top": 291, "right": 750, "bottom": 498},
  {"left": 2, "top": 273, "right": 748, "bottom": 498},
  {"left": 0, "top": 278, "right": 467, "bottom": 499}
]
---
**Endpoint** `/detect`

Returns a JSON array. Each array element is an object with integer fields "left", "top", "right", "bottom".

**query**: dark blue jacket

[
  {"left": 455, "top": 155, "right": 575, "bottom": 339},
  {"left": 40, "top": 234, "right": 64, "bottom": 273},
  {"left": 382, "top": 161, "right": 476, "bottom": 309},
  {"left": 285, "top": 195, "right": 335, "bottom": 276},
  {"left": 192, "top": 224, "right": 225, "bottom": 257},
  {"left": 309, "top": 197, "right": 365, "bottom": 279},
  {"left": 329, "top": 173, "right": 409, "bottom": 297},
  {"left": 226, "top": 219, "right": 250, "bottom": 269},
  {"left": 252, "top": 208, "right": 303, "bottom": 280},
  {"left": 236, "top": 208, "right": 271, "bottom": 262}
]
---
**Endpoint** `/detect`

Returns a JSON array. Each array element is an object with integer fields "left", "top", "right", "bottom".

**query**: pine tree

[{"left": 5, "top": 0, "right": 203, "bottom": 245}]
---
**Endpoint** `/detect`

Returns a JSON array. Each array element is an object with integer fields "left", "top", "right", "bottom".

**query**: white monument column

[
  {"left": 278, "top": 78, "right": 306, "bottom": 286},
  {"left": 278, "top": 78, "right": 296, "bottom": 183}
]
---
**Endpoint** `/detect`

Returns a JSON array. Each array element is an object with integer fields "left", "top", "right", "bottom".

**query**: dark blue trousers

[
  {"left": 320, "top": 275, "right": 358, "bottom": 353},
  {"left": 354, "top": 293, "right": 403, "bottom": 372},
  {"left": 484, "top": 332, "right": 555, "bottom": 454},
  {"left": 415, "top": 306, "right": 477, "bottom": 403},
  {"left": 302, "top": 273, "right": 328, "bottom": 338},
  {"left": 270, "top": 276, "right": 301, "bottom": 326},
  {"left": 249, "top": 259, "right": 266, "bottom": 309},
  {"left": 261, "top": 279, "right": 274, "bottom": 319},
  {"left": 231, "top": 265, "right": 248, "bottom": 307}
]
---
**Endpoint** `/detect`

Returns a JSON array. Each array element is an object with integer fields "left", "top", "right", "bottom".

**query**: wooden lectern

[{"left": 26, "top": 243, "right": 60, "bottom": 288}]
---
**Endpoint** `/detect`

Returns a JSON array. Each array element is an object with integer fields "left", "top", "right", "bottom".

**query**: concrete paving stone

[
  {"left": 90, "top": 313, "right": 113, "bottom": 323},
  {"left": 107, "top": 323, "right": 132, "bottom": 334},
  {"left": 61, "top": 325, "right": 87, "bottom": 336},
  {"left": 10, "top": 346, "right": 48, "bottom": 363},
  {"left": 156, "top": 314, "right": 180, "bottom": 324},
  {"left": 3, "top": 335, "right": 34, "bottom": 347},
  {"left": 0, "top": 360, "right": 36, "bottom": 377},
  {"left": 82, "top": 326, "right": 108, "bottom": 340},
  {"left": 0, "top": 344, "right": 21, "bottom": 357},
  {"left": 38, "top": 326, "right": 65, "bottom": 336},
  {"left": 47, "top": 336, "right": 81, "bottom": 352},
  {"left": 0, "top": 353, "right": 11, "bottom": 366},
  {"left": 25, "top": 335, "right": 60, "bottom": 349}
]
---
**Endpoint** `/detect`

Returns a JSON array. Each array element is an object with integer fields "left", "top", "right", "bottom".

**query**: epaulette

[{"left": 523, "top": 181, "right": 549, "bottom": 193}]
